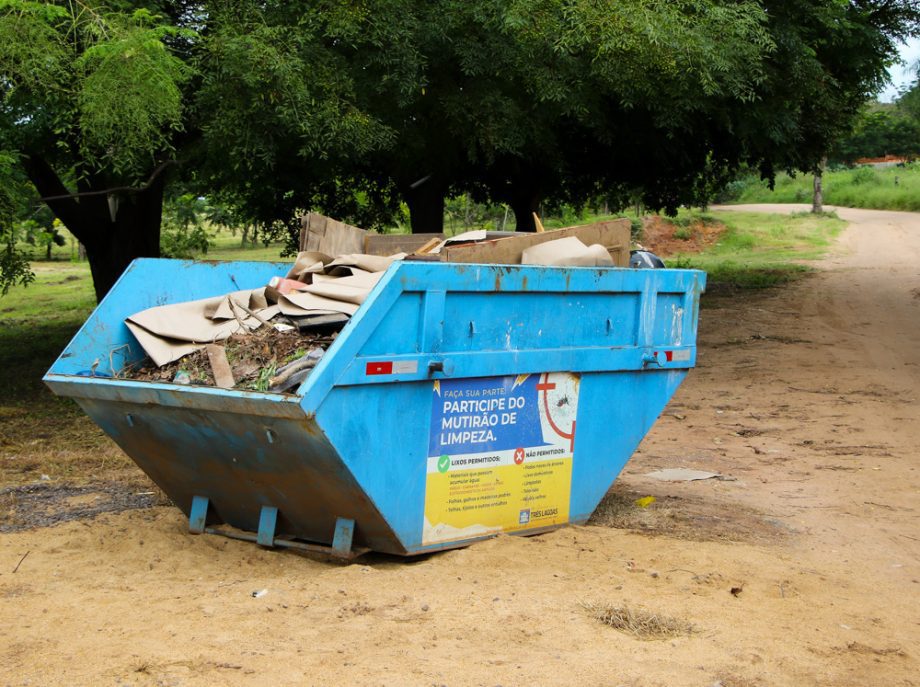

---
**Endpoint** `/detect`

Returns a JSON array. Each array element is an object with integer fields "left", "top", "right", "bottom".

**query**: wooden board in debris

[
  {"left": 442, "top": 219, "right": 631, "bottom": 267},
  {"left": 299, "top": 212, "right": 443, "bottom": 257}
]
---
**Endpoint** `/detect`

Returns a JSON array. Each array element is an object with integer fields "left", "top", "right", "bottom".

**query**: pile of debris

[
  {"left": 128, "top": 327, "right": 330, "bottom": 393},
  {"left": 121, "top": 213, "right": 636, "bottom": 394},
  {"left": 122, "top": 251, "right": 401, "bottom": 393}
]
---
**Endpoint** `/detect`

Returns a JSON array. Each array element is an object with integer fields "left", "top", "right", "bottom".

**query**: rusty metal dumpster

[{"left": 45, "top": 258, "right": 705, "bottom": 557}]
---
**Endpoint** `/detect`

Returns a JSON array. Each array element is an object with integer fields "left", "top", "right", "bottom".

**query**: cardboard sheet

[
  {"left": 521, "top": 237, "right": 615, "bottom": 267},
  {"left": 125, "top": 289, "right": 281, "bottom": 367},
  {"left": 126, "top": 252, "right": 402, "bottom": 367},
  {"left": 299, "top": 213, "right": 366, "bottom": 256}
]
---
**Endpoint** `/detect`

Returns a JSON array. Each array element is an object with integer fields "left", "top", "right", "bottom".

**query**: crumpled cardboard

[
  {"left": 126, "top": 252, "right": 403, "bottom": 367},
  {"left": 521, "top": 237, "right": 615, "bottom": 267},
  {"left": 125, "top": 289, "right": 280, "bottom": 367}
]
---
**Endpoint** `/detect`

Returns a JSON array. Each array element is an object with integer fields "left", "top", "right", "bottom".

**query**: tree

[
  {"left": 0, "top": 151, "right": 34, "bottom": 294},
  {"left": 0, "top": 2, "right": 198, "bottom": 299},
  {"left": 4, "top": 1, "right": 919, "bottom": 299},
  {"left": 830, "top": 105, "right": 920, "bottom": 162},
  {"left": 197, "top": 1, "right": 920, "bottom": 236}
]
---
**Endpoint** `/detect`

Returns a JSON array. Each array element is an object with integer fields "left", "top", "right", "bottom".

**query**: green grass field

[
  {"left": 730, "top": 163, "right": 920, "bottom": 211},
  {"left": 667, "top": 210, "right": 846, "bottom": 290}
]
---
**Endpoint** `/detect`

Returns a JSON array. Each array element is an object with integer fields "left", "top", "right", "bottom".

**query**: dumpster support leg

[
  {"left": 332, "top": 517, "right": 355, "bottom": 557},
  {"left": 189, "top": 496, "right": 209, "bottom": 534},
  {"left": 257, "top": 506, "right": 278, "bottom": 547}
]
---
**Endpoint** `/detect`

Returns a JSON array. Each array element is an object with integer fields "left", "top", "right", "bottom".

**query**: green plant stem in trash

[{"left": 255, "top": 363, "right": 277, "bottom": 392}]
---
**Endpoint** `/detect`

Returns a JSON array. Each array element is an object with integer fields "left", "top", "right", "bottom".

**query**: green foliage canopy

[
  {"left": 0, "top": 2, "right": 192, "bottom": 175},
  {"left": 2, "top": 0, "right": 920, "bottom": 296},
  {"left": 195, "top": 0, "right": 920, "bottom": 233}
]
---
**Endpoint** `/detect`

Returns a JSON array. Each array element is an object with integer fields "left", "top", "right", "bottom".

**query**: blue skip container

[{"left": 45, "top": 259, "right": 705, "bottom": 557}]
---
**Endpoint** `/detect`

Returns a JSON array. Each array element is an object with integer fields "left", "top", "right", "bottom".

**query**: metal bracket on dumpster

[
  {"left": 641, "top": 351, "right": 663, "bottom": 369},
  {"left": 189, "top": 495, "right": 210, "bottom": 534},
  {"left": 332, "top": 517, "right": 355, "bottom": 557},
  {"left": 257, "top": 505, "right": 279, "bottom": 547}
]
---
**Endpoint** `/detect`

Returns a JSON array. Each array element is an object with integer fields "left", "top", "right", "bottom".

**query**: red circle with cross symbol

[{"left": 513, "top": 447, "right": 525, "bottom": 465}]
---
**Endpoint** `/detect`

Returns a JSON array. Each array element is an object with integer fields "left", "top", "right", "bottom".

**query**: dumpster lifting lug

[
  {"left": 427, "top": 359, "right": 454, "bottom": 377},
  {"left": 642, "top": 351, "right": 663, "bottom": 369},
  {"left": 257, "top": 505, "right": 279, "bottom": 547},
  {"left": 332, "top": 517, "right": 355, "bottom": 557},
  {"left": 189, "top": 495, "right": 210, "bottom": 534}
]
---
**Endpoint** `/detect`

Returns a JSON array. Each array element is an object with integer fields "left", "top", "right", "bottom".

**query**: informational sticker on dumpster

[{"left": 423, "top": 372, "right": 580, "bottom": 546}]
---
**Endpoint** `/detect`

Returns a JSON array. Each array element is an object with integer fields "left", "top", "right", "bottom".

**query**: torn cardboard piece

[
  {"left": 521, "top": 237, "right": 614, "bottom": 267},
  {"left": 285, "top": 251, "right": 332, "bottom": 282},
  {"left": 325, "top": 253, "right": 404, "bottom": 276},
  {"left": 125, "top": 289, "right": 281, "bottom": 367},
  {"left": 305, "top": 271, "right": 383, "bottom": 305}
]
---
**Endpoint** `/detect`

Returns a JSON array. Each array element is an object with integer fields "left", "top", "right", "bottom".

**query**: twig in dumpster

[
  {"left": 12, "top": 550, "right": 30, "bottom": 573},
  {"left": 232, "top": 300, "right": 271, "bottom": 328},
  {"left": 108, "top": 343, "right": 132, "bottom": 378}
]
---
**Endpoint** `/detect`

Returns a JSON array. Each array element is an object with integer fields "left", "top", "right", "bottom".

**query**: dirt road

[{"left": 1, "top": 204, "right": 918, "bottom": 686}]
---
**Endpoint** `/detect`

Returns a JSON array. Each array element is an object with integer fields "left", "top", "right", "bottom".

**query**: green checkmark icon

[{"left": 437, "top": 455, "right": 451, "bottom": 473}]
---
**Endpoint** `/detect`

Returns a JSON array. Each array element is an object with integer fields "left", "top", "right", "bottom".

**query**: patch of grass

[
  {"left": 729, "top": 163, "right": 920, "bottom": 211},
  {"left": 580, "top": 601, "right": 695, "bottom": 640},
  {"left": 669, "top": 210, "right": 845, "bottom": 290},
  {"left": 0, "top": 263, "right": 132, "bottom": 485}
]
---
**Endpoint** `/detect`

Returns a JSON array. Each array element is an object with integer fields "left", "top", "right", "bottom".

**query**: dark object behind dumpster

[
  {"left": 44, "top": 258, "right": 704, "bottom": 558},
  {"left": 630, "top": 250, "right": 666, "bottom": 269}
]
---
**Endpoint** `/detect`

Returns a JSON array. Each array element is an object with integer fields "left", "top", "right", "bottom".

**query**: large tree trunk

[
  {"left": 404, "top": 178, "right": 445, "bottom": 234},
  {"left": 23, "top": 154, "right": 165, "bottom": 302},
  {"left": 83, "top": 181, "right": 164, "bottom": 300},
  {"left": 510, "top": 194, "right": 540, "bottom": 232},
  {"left": 812, "top": 157, "right": 826, "bottom": 214}
]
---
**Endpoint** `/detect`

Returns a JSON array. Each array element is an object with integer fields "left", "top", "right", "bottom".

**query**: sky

[{"left": 878, "top": 37, "right": 920, "bottom": 102}]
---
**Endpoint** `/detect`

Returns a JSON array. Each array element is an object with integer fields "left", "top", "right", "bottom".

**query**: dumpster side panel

[
  {"left": 300, "top": 264, "right": 706, "bottom": 412},
  {"left": 315, "top": 382, "right": 433, "bottom": 551},
  {"left": 308, "top": 263, "right": 705, "bottom": 554},
  {"left": 568, "top": 368, "right": 688, "bottom": 522},
  {"left": 75, "top": 397, "right": 402, "bottom": 551},
  {"left": 48, "top": 259, "right": 289, "bottom": 377},
  {"left": 318, "top": 369, "right": 687, "bottom": 553}
]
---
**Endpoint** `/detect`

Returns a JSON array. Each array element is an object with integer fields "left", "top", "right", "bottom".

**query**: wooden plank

[
  {"left": 299, "top": 213, "right": 367, "bottom": 255},
  {"left": 413, "top": 237, "right": 443, "bottom": 255},
  {"left": 443, "top": 219, "right": 631, "bottom": 266},
  {"left": 533, "top": 212, "right": 546, "bottom": 233},
  {"left": 364, "top": 233, "right": 444, "bottom": 256},
  {"left": 205, "top": 344, "right": 235, "bottom": 389}
]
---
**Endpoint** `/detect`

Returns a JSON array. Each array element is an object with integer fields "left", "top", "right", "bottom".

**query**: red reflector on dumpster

[{"left": 366, "top": 361, "right": 394, "bottom": 375}]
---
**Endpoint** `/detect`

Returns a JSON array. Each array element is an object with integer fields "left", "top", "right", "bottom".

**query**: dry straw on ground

[{"left": 580, "top": 601, "right": 695, "bottom": 639}]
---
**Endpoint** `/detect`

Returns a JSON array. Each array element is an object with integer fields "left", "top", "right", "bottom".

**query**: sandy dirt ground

[{"left": 1, "top": 204, "right": 918, "bottom": 686}]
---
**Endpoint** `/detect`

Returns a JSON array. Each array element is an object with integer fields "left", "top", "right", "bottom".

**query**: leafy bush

[
  {"left": 160, "top": 224, "right": 212, "bottom": 259},
  {"left": 160, "top": 193, "right": 213, "bottom": 258},
  {"left": 628, "top": 217, "right": 644, "bottom": 242},
  {"left": 850, "top": 166, "right": 878, "bottom": 185}
]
